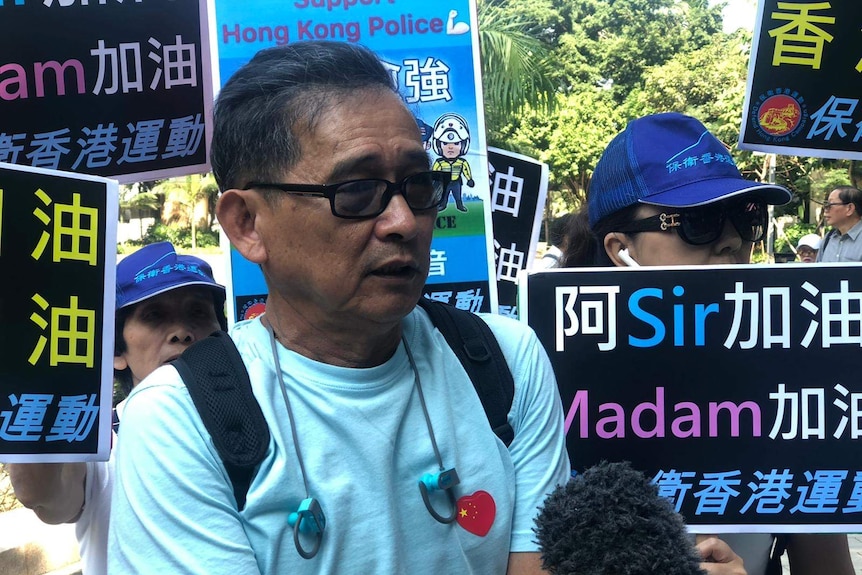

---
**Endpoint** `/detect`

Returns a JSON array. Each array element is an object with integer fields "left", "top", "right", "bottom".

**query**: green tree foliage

[
  {"left": 851, "top": 159, "right": 862, "bottom": 189},
  {"left": 553, "top": 0, "right": 723, "bottom": 98},
  {"left": 152, "top": 174, "right": 219, "bottom": 250},
  {"left": 483, "top": 0, "right": 729, "bottom": 215},
  {"left": 478, "top": 0, "right": 559, "bottom": 122},
  {"left": 495, "top": 90, "right": 624, "bottom": 209},
  {"left": 119, "top": 180, "right": 164, "bottom": 241},
  {"left": 481, "top": 0, "right": 858, "bottom": 225},
  {"left": 120, "top": 186, "right": 160, "bottom": 213},
  {"left": 774, "top": 221, "right": 818, "bottom": 255},
  {"left": 120, "top": 180, "right": 163, "bottom": 220},
  {"left": 622, "top": 30, "right": 751, "bottom": 131}
]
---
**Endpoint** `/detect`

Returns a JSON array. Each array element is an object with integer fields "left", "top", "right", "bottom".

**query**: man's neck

[{"left": 261, "top": 302, "right": 404, "bottom": 368}]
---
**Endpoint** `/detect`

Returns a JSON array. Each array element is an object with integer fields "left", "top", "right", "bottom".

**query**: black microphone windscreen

[{"left": 535, "top": 461, "right": 705, "bottom": 575}]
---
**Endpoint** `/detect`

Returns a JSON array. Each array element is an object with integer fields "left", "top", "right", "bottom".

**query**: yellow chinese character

[
  {"left": 31, "top": 189, "right": 99, "bottom": 265},
  {"left": 29, "top": 293, "right": 96, "bottom": 368},
  {"left": 768, "top": 2, "right": 835, "bottom": 69}
]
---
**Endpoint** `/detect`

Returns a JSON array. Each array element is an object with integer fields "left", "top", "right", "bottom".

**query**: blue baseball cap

[
  {"left": 587, "top": 113, "right": 792, "bottom": 228},
  {"left": 115, "top": 242, "right": 225, "bottom": 311}
]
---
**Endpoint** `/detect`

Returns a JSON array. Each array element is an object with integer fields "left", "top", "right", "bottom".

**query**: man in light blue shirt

[
  {"left": 108, "top": 41, "right": 570, "bottom": 575},
  {"left": 817, "top": 186, "right": 862, "bottom": 263}
]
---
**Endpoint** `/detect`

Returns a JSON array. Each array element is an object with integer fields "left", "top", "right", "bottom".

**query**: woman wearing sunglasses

[
  {"left": 563, "top": 112, "right": 787, "bottom": 268},
  {"left": 561, "top": 113, "right": 854, "bottom": 575}
]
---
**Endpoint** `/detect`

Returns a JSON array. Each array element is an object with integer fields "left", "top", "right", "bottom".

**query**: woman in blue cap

[
  {"left": 563, "top": 112, "right": 791, "bottom": 268},
  {"left": 7, "top": 242, "right": 226, "bottom": 575},
  {"left": 562, "top": 113, "right": 853, "bottom": 575}
]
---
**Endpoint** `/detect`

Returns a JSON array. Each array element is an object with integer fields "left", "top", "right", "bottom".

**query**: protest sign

[
  {"left": 0, "top": 162, "right": 117, "bottom": 462},
  {"left": 522, "top": 264, "right": 862, "bottom": 531},
  {"left": 1, "top": 0, "right": 214, "bottom": 182},
  {"left": 739, "top": 0, "right": 862, "bottom": 160},
  {"left": 488, "top": 147, "right": 548, "bottom": 318},
  {"left": 214, "top": 0, "right": 497, "bottom": 321}
]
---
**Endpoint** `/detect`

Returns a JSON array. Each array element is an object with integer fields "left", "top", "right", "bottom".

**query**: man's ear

[
  {"left": 114, "top": 354, "right": 128, "bottom": 371},
  {"left": 603, "top": 232, "right": 632, "bottom": 268},
  {"left": 216, "top": 189, "right": 269, "bottom": 264}
]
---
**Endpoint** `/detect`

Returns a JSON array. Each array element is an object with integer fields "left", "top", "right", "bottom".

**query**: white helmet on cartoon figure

[{"left": 431, "top": 113, "right": 471, "bottom": 156}]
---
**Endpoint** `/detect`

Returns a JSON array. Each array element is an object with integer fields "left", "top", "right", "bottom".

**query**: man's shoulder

[
  {"left": 846, "top": 220, "right": 862, "bottom": 239},
  {"left": 412, "top": 302, "right": 527, "bottom": 329},
  {"left": 227, "top": 317, "right": 268, "bottom": 353},
  {"left": 129, "top": 364, "right": 185, "bottom": 396},
  {"left": 411, "top": 304, "right": 539, "bottom": 355},
  {"left": 228, "top": 317, "right": 260, "bottom": 336},
  {"left": 476, "top": 310, "right": 532, "bottom": 336}
]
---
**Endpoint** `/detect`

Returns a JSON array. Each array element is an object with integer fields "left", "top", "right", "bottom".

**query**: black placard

[
  {"left": 740, "top": 0, "right": 862, "bottom": 160},
  {"left": 0, "top": 163, "right": 116, "bottom": 460},
  {"left": 1, "top": 0, "right": 213, "bottom": 182},
  {"left": 524, "top": 264, "right": 862, "bottom": 531}
]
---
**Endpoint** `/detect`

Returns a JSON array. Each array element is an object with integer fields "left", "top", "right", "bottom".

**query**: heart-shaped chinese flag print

[{"left": 456, "top": 491, "right": 496, "bottom": 537}]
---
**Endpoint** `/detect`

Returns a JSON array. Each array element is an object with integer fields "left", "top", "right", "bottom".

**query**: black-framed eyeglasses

[
  {"left": 245, "top": 171, "right": 448, "bottom": 219},
  {"left": 822, "top": 202, "right": 849, "bottom": 211},
  {"left": 615, "top": 200, "right": 768, "bottom": 246}
]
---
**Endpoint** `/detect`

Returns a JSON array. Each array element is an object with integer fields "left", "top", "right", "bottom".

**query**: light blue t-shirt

[{"left": 108, "top": 307, "right": 570, "bottom": 574}]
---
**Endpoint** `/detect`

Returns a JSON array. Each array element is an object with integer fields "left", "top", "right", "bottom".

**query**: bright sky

[{"left": 710, "top": 0, "right": 758, "bottom": 33}]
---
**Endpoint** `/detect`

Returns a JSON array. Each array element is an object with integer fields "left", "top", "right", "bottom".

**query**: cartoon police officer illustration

[{"left": 431, "top": 112, "right": 474, "bottom": 212}]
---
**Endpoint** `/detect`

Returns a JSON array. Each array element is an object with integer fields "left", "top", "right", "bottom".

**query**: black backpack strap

[
  {"left": 417, "top": 298, "right": 515, "bottom": 447},
  {"left": 172, "top": 330, "right": 269, "bottom": 511},
  {"left": 818, "top": 229, "right": 836, "bottom": 260}
]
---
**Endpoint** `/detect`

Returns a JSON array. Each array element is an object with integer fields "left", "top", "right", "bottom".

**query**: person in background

[
  {"left": 534, "top": 214, "right": 571, "bottom": 270},
  {"left": 795, "top": 233, "right": 821, "bottom": 263},
  {"left": 536, "top": 243, "right": 564, "bottom": 269},
  {"left": 816, "top": 186, "right": 862, "bottom": 263},
  {"left": 561, "top": 112, "right": 854, "bottom": 575},
  {"left": 108, "top": 41, "right": 569, "bottom": 575},
  {"left": 4, "top": 241, "right": 225, "bottom": 575}
]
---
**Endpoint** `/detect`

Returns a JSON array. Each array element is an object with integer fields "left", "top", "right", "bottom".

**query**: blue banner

[{"left": 213, "top": 0, "right": 497, "bottom": 322}]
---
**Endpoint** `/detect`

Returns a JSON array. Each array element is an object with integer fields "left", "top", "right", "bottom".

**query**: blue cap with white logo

[
  {"left": 115, "top": 241, "right": 225, "bottom": 311},
  {"left": 587, "top": 113, "right": 792, "bottom": 227}
]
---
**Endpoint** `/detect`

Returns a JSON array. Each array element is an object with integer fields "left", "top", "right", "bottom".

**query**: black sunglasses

[
  {"left": 245, "top": 171, "right": 448, "bottom": 219},
  {"left": 821, "top": 201, "right": 849, "bottom": 211},
  {"left": 616, "top": 200, "right": 768, "bottom": 246}
]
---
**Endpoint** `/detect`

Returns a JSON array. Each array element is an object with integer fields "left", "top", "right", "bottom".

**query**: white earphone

[{"left": 618, "top": 248, "right": 640, "bottom": 267}]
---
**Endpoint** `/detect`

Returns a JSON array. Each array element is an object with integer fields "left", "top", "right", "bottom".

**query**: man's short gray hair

[{"left": 211, "top": 41, "right": 397, "bottom": 192}]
